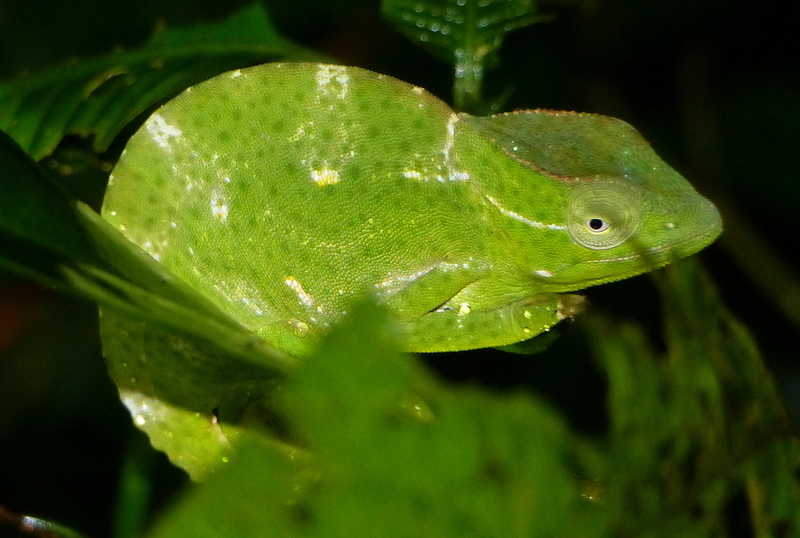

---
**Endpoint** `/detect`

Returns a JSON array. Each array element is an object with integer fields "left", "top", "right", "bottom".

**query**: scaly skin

[{"left": 103, "top": 63, "right": 722, "bottom": 357}]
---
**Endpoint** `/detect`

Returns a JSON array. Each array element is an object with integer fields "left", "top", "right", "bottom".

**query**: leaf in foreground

[
  {"left": 150, "top": 303, "right": 599, "bottom": 537},
  {"left": 0, "top": 130, "right": 297, "bottom": 478}
]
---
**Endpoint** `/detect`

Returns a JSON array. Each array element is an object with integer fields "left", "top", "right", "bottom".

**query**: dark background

[{"left": 1, "top": 0, "right": 798, "bottom": 535}]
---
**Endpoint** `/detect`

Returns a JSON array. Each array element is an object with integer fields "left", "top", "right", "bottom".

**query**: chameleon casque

[{"left": 103, "top": 63, "right": 722, "bottom": 357}]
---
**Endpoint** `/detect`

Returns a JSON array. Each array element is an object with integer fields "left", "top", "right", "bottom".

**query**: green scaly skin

[{"left": 103, "top": 63, "right": 722, "bottom": 357}]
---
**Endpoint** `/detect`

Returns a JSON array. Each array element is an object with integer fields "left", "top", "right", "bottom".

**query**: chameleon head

[
  {"left": 557, "top": 173, "right": 722, "bottom": 285},
  {"left": 463, "top": 109, "right": 722, "bottom": 289}
]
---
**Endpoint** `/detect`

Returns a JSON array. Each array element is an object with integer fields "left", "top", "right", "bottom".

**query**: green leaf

[
  {"left": 0, "top": 128, "right": 300, "bottom": 478},
  {"left": 0, "top": 130, "right": 296, "bottom": 372},
  {"left": 149, "top": 302, "right": 600, "bottom": 536},
  {"left": 0, "top": 3, "right": 325, "bottom": 160},
  {"left": 382, "top": 0, "right": 548, "bottom": 112}
]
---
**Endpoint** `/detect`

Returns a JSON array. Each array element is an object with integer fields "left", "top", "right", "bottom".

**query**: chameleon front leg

[
  {"left": 397, "top": 292, "right": 586, "bottom": 352},
  {"left": 382, "top": 261, "right": 587, "bottom": 352}
]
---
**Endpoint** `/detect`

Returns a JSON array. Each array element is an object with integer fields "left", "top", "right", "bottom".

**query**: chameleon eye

[
  {"left": 586, "top": 218, "right": 610, "bottom": 233},
  {"left": 566, "top": 181, "right": 643, "bottom": 250}
]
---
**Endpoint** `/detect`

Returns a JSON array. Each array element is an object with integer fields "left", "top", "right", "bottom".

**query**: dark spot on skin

[
  {"left": 292, "top": 90, "right": 307, "bottom": 103},
  {"left": 227, "top": 108, "right": 243, "bottom": 124},
  {"left": 268, "top": 118, "right": 287, "bottom": 134},
  {"left": 318, "top": 124, "right": 335, "bottom": 141},
  {"left": 366, "top": 124, "right": 383, "bottom": 139}
]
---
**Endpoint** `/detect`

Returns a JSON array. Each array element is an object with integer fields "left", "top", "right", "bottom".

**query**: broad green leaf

[
  {"left": 0, "top": 130, "right": 296, "bottom": 374},
  {"left": 0, "top": 3, "right": 324, "bottom": 160},
  {"left": 150, "top": 303, "right": 599, "bottom": 537},
  {"left": 382, "top": 0, "right": 548, "bottom": 112},
  {"left": 0, "top": 129, "right": 299, "bottom": 478}
]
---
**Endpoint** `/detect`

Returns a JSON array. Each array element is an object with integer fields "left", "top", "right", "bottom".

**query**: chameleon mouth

[
  {"left": 590, "top": 222, "right": 722, "bottom": 267},
  {"left": 543, "top": 200, "right": 722, "bottom": 289}
]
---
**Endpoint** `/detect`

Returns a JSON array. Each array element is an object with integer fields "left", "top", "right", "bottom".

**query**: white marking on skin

[
  {"left": 442, "top": 114, "right": 457, "bottom": 167},
  {"left": 285, "top": 276, "right": 323, "bottom": 312},
  {"left": 230, "top": 69, "right": 242, "bottom": 78},
  {"left": 212, "top": 280, "right": 272, "bottom": 319},
  {"left": 412, "top": 86, "right": 424, "bottom": 94},
  {"left": 485, "top": 196, "right": 565, "bottom": 231},
  {"left": 375, "top": 261, "right": 466, "bottom": 298},
  {"left": 403, "top": 169, "right": 422, "bottom": 180},
  {"left": 109, "top": 211, "right": 117, "bottom": 216},
  {"left": 438, "top": 262, "right": 464, "bottom": 271},
  {"left": 441, "top": 113, "right": 470, "bottom": 181},
  {"left": 290, "top": 125, "right": 307, "bottom": 141},
  {"left": 311, "top": 167, "right": 340, "bottom": 186},
  {"left": 375, "top": 266, "right": 436, "bottom": 297},
  {"left": 145, "top": 114, "right": 182, "bottom": 150},
  {"left": 534, "top": 269, "right": 553, "bottom": 278},
  {"left": 315, "top": 64, "right": 350, "bottom": 100},
  {"left": 210, "top": 190, "right": 229, "bottom": 222},
  {"left": 139, "top": 234, "right": 171, "bottom": 261}
]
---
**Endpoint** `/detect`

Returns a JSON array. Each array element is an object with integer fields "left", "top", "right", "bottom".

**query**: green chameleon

[{"left": 103, "top": 63, "right": 722, "bottom": 357}]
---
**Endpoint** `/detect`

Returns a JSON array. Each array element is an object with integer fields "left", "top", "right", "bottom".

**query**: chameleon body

[{"left": 103, "top": 63, "right": 722, "bottom": 357}]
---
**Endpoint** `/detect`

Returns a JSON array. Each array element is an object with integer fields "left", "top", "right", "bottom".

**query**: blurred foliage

[
  {"left": 0, "top": 4, "right": 323, "bottom": 160},
  {"left": 383, "top": 0, "right": 552, "bottom": 113},
  {"left": 1, "top": 0, "right": 798, "bottom": 536}
]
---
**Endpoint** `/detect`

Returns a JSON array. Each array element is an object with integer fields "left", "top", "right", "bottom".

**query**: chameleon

[{"left": 102, "top": 63, "right": 722, "bottom": 357}]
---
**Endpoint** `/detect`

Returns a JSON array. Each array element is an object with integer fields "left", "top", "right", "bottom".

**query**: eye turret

[{"left": 566, "top": 181, "right": 643, "bottom": 250}]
